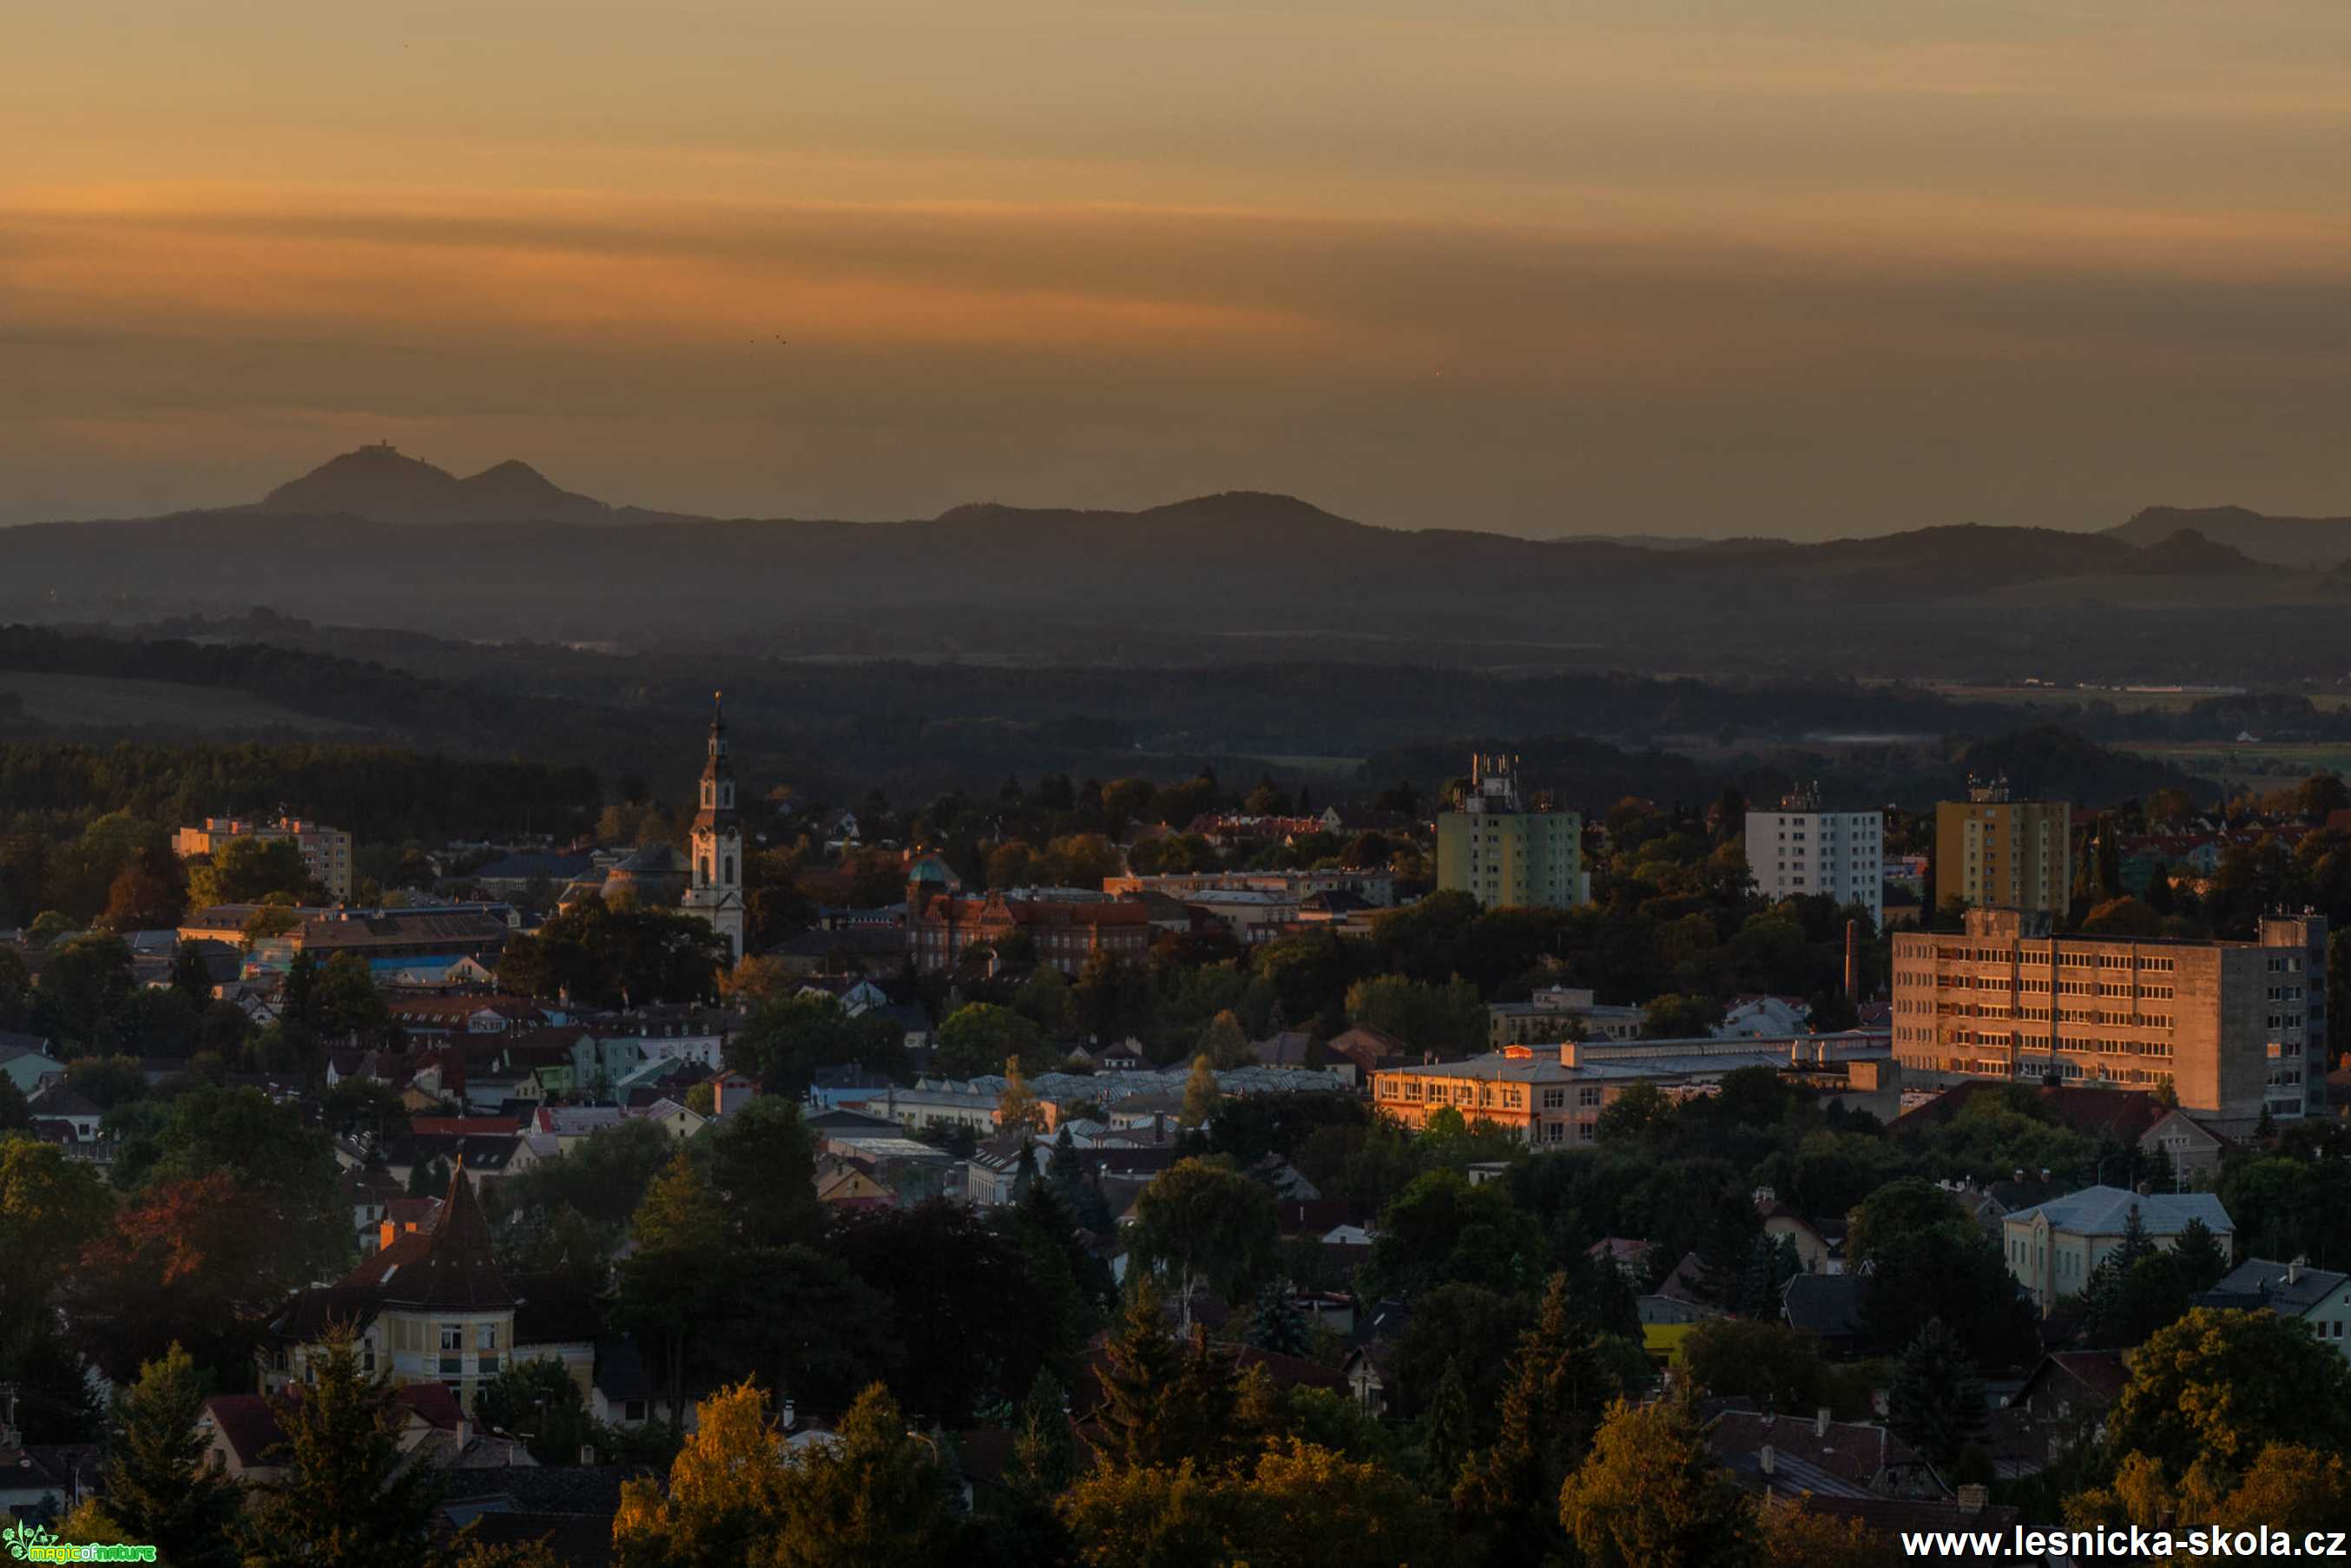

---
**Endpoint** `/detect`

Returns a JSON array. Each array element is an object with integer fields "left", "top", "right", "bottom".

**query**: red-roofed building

[
  {"left": 265, "top": 1166, "right": 518, "bottom": 1413},
  {"left": 907, "top": 889, "right": 1151, "bottom": 976},
  {"left": 201, "top": 1381, "right": 467, "bottom": 1481}
]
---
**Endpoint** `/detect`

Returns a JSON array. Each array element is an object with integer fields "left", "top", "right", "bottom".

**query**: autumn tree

[
  {"left": 1754, "top": 1497, "right": 1880, "bottom": 1568},
  {"left": 1179, "top": 1055, "right": 1222, "bottom": 1130},
  {"left": 615, "top": 1383, "right": 792, "bottom": 1568},
  {"left": 70, "top": 1169, "right": 316, "bottom": 1385},
  {"left": 1557, "top": 1398, "right": 1758, "bottom": 1568},
  {"left": 998, "top": 1057, "right": 1046, "bottom": 1135},
  {"left": 2097, "top": 1307, "right": 2351, "bottom": 1486},
  {"left": 770, "top": 1383, "right": 959, "bottom": 1568}
]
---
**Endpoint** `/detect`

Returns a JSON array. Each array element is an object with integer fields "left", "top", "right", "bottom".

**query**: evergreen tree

[
  {"left": 1092, "top": 1281, "right": 1238, "bottom": 1472},
  {"left": 1093, "top": 1281, "right": 1189, "bottom": 1472},
  {"left": 99, "top": 1342, "right": 241, "bottom": 1568},
  {"left": 1245, "top": 1283, "right": 1313, "bottom": 1359},
  {"left": 1046, "top": 1123, "right": 1084, "bottom": 1196},
  {"left": 1005, "top": 1369, "right": 1078, "bottom": 1500},
  {"left": 1452, "top": 1272, "right": 1614, "bottom": 1563},
  {"left": 2169, "top": 1216, "right": 2230, "bottom": 1292},
  {"left": 1887, "top": 1317, "right": 1986, "bottom": 1471},
  {"left": 236, "top": 1328, "right": 440, "bottom": 1568},
  {"left": 2115, "top": 1203, "right": 2156, "bottom": 1271},
  {"left": 1420, "top": 1357, "right": 1473, "bottom": 1499},
  {"left": 406, "top": 1155, "right": 449, "bottom": 1200},
  {"left": 168, "top": 941, "right": 214, "bottom": 1005}
]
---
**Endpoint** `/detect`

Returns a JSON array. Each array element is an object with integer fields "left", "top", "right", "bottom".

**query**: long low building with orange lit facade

[{"left": 1369, "top": 1032, "right": 1899, "bottom": 1145}]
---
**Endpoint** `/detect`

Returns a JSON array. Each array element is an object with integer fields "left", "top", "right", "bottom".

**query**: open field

[
  {"left": 1926, "top": 682, "right": 2351, "bottom": 714},
  {"left": 0, "top": 672, "right": 365, "bottom": 735},
  {"left": 2121, "top": 741, "right": 2351, "bottom": 791}
]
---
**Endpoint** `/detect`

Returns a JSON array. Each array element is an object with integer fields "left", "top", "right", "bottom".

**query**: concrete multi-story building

[
  {"left": 1435, "top": 754, "right": 1587, "bottom": 910},
  {"left": 1485, "top": 985, "right": 1644, "bottom": 1047},
  {"left": 2000, "top": 1184, "right": 2234, "bottom": 1314},
  {"left": 1934, "top": 777, "right": 2071, "bottom": 916},
  {"left": 1744, "top": 785, "right": 1883, "bottom": 926},
  {"left": 1891, "top": 906, "right": 2328, "bottom": 1131},
  {"left": 174, "top": 815, "right": 355, "bottom": 900},
  {"left": 1370, "top": 1031, "right": 1899, "bottom": 1146}
]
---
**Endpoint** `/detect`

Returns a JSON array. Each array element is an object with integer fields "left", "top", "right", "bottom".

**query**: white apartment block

[{"left": 1745, "top": 788, "right": 1883, "bottom": 926}]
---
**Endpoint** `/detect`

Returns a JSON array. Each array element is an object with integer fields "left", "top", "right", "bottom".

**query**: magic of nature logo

[{"left": 0, "top": 1521, "right": 156, "bottom": 1564}]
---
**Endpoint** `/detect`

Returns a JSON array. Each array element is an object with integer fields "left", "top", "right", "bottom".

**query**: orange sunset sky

[{"left": 8, "top": 1, "right": 2351, "bottom": 535}]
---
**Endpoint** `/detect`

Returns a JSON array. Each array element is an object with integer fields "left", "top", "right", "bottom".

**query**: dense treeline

[{"left": 0, "top": 741, "right": 598, "bottom": 846}]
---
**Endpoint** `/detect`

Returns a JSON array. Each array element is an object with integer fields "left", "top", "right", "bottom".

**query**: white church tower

[{"left": 682, "top": 692, "right": 746, "bottom": 963}]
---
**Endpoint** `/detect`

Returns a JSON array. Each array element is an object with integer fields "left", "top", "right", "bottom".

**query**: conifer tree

[
  {"left": 1006, "top": 1369, "right": 1078, "bottom": 1500},
  {"left": 1245, "top": 1283, "right": 1313, "bottom": 1359},
  {"left": 1420, "top": 1357, "right": 1473, "bottom": 1499},
  {"left": 1093, "top": 1280, "right": 1239, "bottom": 1473},
  {"left": 2169, "top": 1216, "right": 2230, "bottom": 1292},
  {"left": 1094, "top": 1281, "right": 1189, "bottom": 1472},
  {"left": 99, "top": 1342, "right": 241, "bottom": 1568},
  {"left": 236, "top": 1328, "right": 439, "bottom": 1568},
  {"left": 1452, "top": 1272, "right": 1614, "bottom": 1562},
  {"left": 1887, "top": 1317, "right": 1986, "bottom": 1471}
]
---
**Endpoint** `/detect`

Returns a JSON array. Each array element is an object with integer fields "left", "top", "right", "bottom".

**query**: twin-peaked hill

[{"left": 4, "top": 445, "right": 2346, "bottom": 665}]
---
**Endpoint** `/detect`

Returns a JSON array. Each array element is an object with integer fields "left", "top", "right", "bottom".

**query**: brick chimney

[
  {"left": 1956, "top": 1484, "right": 1990, "bottom": 1515},
  {"left": 1843, "top": 919, "right": 1859, "bottom": 999}
]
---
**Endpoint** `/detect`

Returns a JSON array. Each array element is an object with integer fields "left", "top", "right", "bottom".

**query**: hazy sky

[{"left": 8, "top": 1, "right": 2351, "bottom": 535}]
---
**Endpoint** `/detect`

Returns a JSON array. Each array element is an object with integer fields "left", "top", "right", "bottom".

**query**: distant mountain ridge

[
  {"left": 250, "top": 443, "right": 705, "bottom": 526},
  {"left": 2107, "top": 504, "right": 2351, "bottom": 566},
  {"left": 0, "top": 445, "right": 2336, "bottom": 664}
]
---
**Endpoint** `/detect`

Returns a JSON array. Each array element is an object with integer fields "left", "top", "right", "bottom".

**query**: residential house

[
  {"left": 2140, "top": 1108, "right": 2234, "bottom": 1190},
  {"left": 511, "top": 1273, "right": 603, "bottom": 1400},
  {"left": 0, "top": 1033, "right": 63, "bottom": 1096},
  {"left": 1586, "top": 1237, "right": 1656, "bottom": 1281},
  {"left": 1782, "top": 1274, "right": 1872, "bottom": 1358},
  {"left": 1706, "top": 1409, "right": 1946, "bottom": 1501},
  {"left": 2001, "top": 1185, "right": 2236, "bottom": 1314},
  {"left": 264, "top": 1167, "right": 520, "bottom": 1413},
  {"left": 2199, "top": 1258, "right": 2351, "bottom": 1360},
  {"left": 815, "top": 1154, "right": 892, "bottom": 1209},
  {"left": 1755, "top": 1192, "right": 1838, "bottom": 1275},
  {"left": 2015, "top": 1349, "right": 2128, "bottom": 1436},
  {"left": 0, "top": 1443, "right": 99, "bottom": 1524},
  {"left": 964, "top": 1133, "right": 1036, "bottom": 1207},
  {"left": 201, "top": 1381, "right": 474, "bottom": 1483}
]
